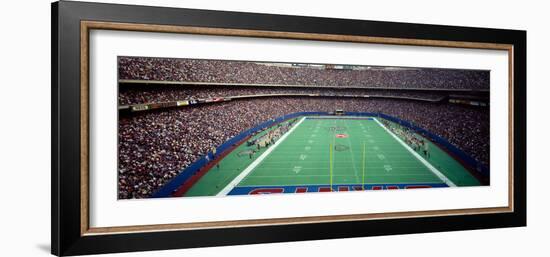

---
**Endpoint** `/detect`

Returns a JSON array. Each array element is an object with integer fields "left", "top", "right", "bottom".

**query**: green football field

[{"left": 184, "top": 116, "right": 481, "bottom": 197}]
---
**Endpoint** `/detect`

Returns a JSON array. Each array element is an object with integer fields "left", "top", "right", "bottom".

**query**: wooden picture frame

[{"left": 52, "top": 1, "right": 526, "bottom": 256}]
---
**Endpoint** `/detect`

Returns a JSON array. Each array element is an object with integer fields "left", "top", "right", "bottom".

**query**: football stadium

[{"left": 118, "top": 57, "right": 490, "bottom": 199}]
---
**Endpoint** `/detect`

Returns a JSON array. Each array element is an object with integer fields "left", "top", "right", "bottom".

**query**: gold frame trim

[{"left": 80, "top": 21, "right": 514, "bottom": 236}]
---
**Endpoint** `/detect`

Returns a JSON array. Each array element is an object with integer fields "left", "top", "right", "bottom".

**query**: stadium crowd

[
  {"left": 118, "top": 57, "right": 489, "bottom": 90},
  {"left": 119, "top": 84, "right": 448, "bottom": 105},
  {"left": 118, "top": 96, "right": 489, "bottom": 199}
]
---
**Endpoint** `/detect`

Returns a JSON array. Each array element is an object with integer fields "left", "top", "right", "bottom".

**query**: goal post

[
  {"left": 329, "top": 143, "right": 333, "bottom": 191},
  {"left": 362, "top": 141, "right": 366, "bottom": 190}
]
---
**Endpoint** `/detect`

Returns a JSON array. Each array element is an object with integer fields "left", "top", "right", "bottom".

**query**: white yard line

[
  {"left": 238, "top": 181, "right": 443, "bottom": 187},
  {"left": 343, "top": 119, "right": 360, "bottom": 183},
  {"left": 246, "top": 174, "right": 438, "bottom": 178},
  {"left": 216, "top": 117, "right": 307, "bottom": 196},
  {"left": 373, "top": 118, "right": 456, "bottom": 187}
]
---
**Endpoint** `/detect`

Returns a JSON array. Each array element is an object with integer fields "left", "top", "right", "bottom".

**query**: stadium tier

[
  {"left": 118, "top": 56, "right": 490, "bottom": 90},
  {"left": 118, "top": 84, "right": 455, "bottom": 106}
]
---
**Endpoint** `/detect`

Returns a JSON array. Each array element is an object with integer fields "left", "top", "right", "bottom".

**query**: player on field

[{"left": 423, "top": 140, "right": 430, "bottom": 158}]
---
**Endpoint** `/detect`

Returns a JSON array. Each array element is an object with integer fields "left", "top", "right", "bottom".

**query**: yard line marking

[
  {"left": 245, "top": 164, "right": 429, "bottom": 168},
  {"left": 255, "top": 150, "right": 410, "bottom": 156},
  {"left": 248, "top": 174, "right": 439, "bottom": 178},
  {"left": 344, "top": 119, "right": 360, "bottom": 183},
  {"left": 373, "top": 118, "right": 456, "bottom": 187},
  {"left": 216, "top": 117, "right": 307, "bottom": 196},
  {"left": 236, "top": 180, "right": 443, "bottom": 187}
]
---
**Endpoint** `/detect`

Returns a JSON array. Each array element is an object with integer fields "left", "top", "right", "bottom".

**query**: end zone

[{"left": 228, "top": 183, "right": 449, "bottom": 195}]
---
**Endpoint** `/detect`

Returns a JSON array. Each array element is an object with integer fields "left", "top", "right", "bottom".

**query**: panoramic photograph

[{"left": 117, "top": 56, "right": 490, "bottom": 199}]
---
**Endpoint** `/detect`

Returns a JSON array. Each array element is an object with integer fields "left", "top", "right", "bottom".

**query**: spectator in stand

[
  {"left": 118, "top": 84, "right": 451, "bottom": 105},
  {"left": 118, "top": 57, "right": 489, "bottom": 90}
]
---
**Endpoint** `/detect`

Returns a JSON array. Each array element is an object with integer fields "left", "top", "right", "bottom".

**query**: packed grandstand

[{"left": 118, "top": 56, "right": 490, "bottom": 199}]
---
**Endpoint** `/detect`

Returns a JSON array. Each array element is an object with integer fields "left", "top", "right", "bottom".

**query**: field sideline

[{"left": 184, "top": 116, "right": 480, "bottom": 197}]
